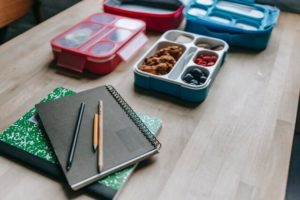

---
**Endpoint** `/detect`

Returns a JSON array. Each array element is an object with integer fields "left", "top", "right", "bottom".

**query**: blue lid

[{"left": 184, "top": 0, "right": 280, "bottom": 33}]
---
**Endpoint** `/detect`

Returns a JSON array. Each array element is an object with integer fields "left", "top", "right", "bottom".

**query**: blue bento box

[
  {"left": 134, "top": 30, "right": 228, "bottom": 102},
  {"left": 184, "top": 0, "right": 280, "bottom": 50}
]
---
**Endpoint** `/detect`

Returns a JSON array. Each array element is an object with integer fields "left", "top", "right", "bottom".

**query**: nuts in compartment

[
  {"left": 194, "top": 51, "right": 218, "bottom": 67},
  {"left": 182, "top": 66, "right": 210, "bottom": 86},
  {"left": 139, "top": 45, "right": 184, "bottom": 75}
]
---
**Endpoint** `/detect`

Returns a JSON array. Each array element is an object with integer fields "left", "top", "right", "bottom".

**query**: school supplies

[
  {"left": 36, "top": 85, "right": 161, "bottom": 190},
  {"left": 0, "top": 87, "right": 162, "bottom": 199},
  {"left": 98, "top": 100, "right": 104, "bottom": 172},
  {"left": 66, "top": 102, "right": 85, "bottom": 171},
  {"left": 93, "top": 113, "right": 99, "bottom": 151}
]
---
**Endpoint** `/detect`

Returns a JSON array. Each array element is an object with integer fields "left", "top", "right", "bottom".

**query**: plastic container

[
  {"left": 134, "top": 30, "right": 229, "bottom": 102},
  {"left": 51, "top": 13, "right": 147, "bottom": 74},
  {"left": 184, "top": 0, "right": 280, "bottom": 50},
  {"left": 103, "top": 0, "right": 184, "bottom": 32}
]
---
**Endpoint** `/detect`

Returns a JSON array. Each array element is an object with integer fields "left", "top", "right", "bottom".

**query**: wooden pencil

[
  {"left": 93, "top": 113, "right": 99, "bottom": 151},
  {"left": 98, "top": 100, "right": 104, "bottom": 172}
]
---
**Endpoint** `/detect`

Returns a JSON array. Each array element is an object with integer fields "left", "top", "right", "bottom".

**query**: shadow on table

[
  {"left": 48, "top": 60, "right": 104, "bottom": 80},
  {"left": 285, "top": 94, "right": 300, "bottom": 200},
  {"left": 134, "top": 86, "right": 202, "bottom": 109},
  {"left": 286, "top": 133, "right": 300, "bottom": 200},
  {"left": 0, "top": 149, "right": 110, "bottom": 200}
]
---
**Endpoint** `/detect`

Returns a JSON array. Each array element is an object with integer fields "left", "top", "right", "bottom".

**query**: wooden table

[{"left": 0, "top": 0, "right": 300, "bottom": 199}]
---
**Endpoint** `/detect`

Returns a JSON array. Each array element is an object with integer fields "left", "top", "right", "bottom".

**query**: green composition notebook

[{"left": 0, "top": 87, "right": 162, "bottom": 199}]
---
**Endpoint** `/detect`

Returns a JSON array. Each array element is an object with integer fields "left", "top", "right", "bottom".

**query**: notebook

[
  {"left": 0, "top": 87, "right": 162, "bottom": 199},
  {"left": 36, "top": 85, "right": 161, "bottom": 190}
]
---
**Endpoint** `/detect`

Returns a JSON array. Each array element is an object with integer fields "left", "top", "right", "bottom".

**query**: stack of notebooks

[{"left": 0, "top": 86, "right": 162, "bottom": 199}]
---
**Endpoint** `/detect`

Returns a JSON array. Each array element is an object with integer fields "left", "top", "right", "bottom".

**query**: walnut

[
  {"left": 139, "top": 65, "right": 157, "bottom": 74},
  {"left": 159, "top": 55, "right": 176, "bottom": 65},
  {"left": 139, "top": 45, "right": 184, "bottom": 75},
  {"left": 155, "top": 46, "right": 183, "bottom": 60}
]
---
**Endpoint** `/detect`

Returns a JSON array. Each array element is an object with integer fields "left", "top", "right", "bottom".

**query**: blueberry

[
  {"left": 199, "top": 76, "right": 207, "bottom": 83},
  {"left": 183, "top": 73, "right": 193, "bottom": 83},
  {"left": 191, "top": 68, "right": 203, "bottom": 78},
  {"left": 190, "top": 79, "right": 199, "bottom": 85}
]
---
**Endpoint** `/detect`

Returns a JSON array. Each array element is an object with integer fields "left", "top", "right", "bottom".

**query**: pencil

[
  {"left": 98, "top": 100, "right": 104, "bottom": 172},
  {"left": 66, "top": 102, "right": 85, "bottom": 171},
  {"left": 93, "top": 113, "right": 99, "bottom": 151}
]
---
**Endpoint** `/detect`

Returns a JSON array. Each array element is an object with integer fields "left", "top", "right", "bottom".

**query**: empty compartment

[
  {"left": 137, "top": 41, "right": 186, "bottom": 76},
  {"left": 187, "top": 7, "right": 208, "bottom": 17},
  {"left": 216, "top": 1, "right": 265, "bottom": 19},
  {"left": 168, "top": 47, "right": 197, "bottom": 80},
  {"left": 235, "top": 19, "right": 260, "bottom": 31},
  {"left": 164, "top": 31, "right": 194, "bottom": 44},
  {"left": 195, "top": 37, "right": 225, "bottom": 51},
  {"left": 91, "top": 14, "right": 116, "bottom": 23},
  {"left": 209, "top": 13, "right": 232, "bottom": 24},
  {"left": 109, "top": 29, "right": 132, "bottom": 42},
  {"left": 195, "top": 0, "right": 214, "bottom": 6},
  {"left": 181, "top": 66, "right": 210, "bottom": 86},
  {"left": 90, "top": 41, "right": 116, "bottom": 56},
  {"left": 115, "top": 18, "right": 144, "bottom": 30},
  {"left": 194, "top": 50, "right": 219, "bottom": 67},
  {"left": 78, "top": 27, "right": 115, "bottom": 51},
  {"left": 56, "top": 23, "right": 103, "bottom": 48}
]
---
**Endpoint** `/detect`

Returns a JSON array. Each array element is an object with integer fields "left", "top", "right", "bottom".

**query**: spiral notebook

[
  {"left": 0, "top": 87, "right": 162, "bottom": 199},
  {"left": 36, "top": 85, "right": 161, "bottom": 190}
]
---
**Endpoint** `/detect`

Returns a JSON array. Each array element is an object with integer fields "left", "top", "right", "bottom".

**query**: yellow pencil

[
  {"left": 98, "top": 100, "right": 104, "bottom": 172},
  {"left": 93, "top": 113, "right": 99, "bottom": 151}
]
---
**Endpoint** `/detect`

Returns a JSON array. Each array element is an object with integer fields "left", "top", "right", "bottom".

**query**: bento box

[
  {"left": 51, "top": 13, "right": 147, "bottom": 74},
  {"left": 103, "top": 0, "right": 184, "bottom": 31},
  {"left": 134, "top": 30, "right": 229, "bottom": 102},
  {"left": 184, "top": 0, "right": 280, "bottom": 50}
]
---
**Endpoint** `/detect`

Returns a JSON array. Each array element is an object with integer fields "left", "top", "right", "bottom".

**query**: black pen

[{"left": 66, "top": 102, "right": 85, "bottom": 171}]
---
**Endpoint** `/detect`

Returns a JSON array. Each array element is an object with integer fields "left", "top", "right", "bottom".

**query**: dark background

[{"left": 0, "top": 0, "right": 81, "bottom": 44}]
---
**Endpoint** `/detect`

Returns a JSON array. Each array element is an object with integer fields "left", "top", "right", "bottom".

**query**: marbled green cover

[{"left": 0, "top": 87, "right": 162, "bottom": 191}]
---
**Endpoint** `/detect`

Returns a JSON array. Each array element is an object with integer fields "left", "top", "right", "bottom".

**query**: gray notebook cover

[{"left": 36, "top": 85, "right": 160, "bottom": 190}]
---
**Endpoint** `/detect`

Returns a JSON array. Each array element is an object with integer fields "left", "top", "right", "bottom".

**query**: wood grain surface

[{"left": 0, "top": 0, "right": 300, "bottom": 199}]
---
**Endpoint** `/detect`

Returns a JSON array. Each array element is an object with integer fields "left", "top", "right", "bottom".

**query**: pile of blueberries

[{"left": 182, "top": 67, "right": 208, "bottom": 86}]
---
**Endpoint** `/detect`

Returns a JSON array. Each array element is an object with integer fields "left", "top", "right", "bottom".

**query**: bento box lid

[{"left": 184, "top": 0, "right": 280, "bottom": 33}]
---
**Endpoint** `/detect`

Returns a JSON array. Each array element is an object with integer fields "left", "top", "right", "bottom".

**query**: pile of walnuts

[{"left": 139, "top": 46, "right": 183, "bottom": 75}]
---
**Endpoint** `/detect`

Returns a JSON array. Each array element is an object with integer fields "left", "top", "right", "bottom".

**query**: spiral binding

[{"left": 105, "top": 85, "right": 161, "bottom": 150}]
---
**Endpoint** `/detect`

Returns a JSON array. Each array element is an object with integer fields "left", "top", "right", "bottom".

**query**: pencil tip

[
  {"left": 93, "top": 145, "right": 97, "bottom": 151},
  {"left": 98, "top": 165, "right": 103, "bottom": 173},
  {"left": 66, "top": 165, "right": 71, "bottom": 171}
]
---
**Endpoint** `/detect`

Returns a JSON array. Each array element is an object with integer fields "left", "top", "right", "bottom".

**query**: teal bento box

[
  {"left": 134, "top": 30, "right": 229, "bottom": 102},
  {"left": 184, "top": 0, "right": 280, "bottom": 50}
]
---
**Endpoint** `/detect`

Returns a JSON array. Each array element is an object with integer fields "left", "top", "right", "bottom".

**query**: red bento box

[
  {"left": 103, "top": 0, "right": 184, "bottom": 32},
  {"left": 51, "top": 13, "right": 147, "bottom": 74}
]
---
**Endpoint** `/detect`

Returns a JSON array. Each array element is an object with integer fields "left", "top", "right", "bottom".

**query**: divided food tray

[
  {"left": 184, "top": 0, "right": 280, "bottom": 50},
  {"left": 134, "top": 30, "right": 229, "bottom": 102},
  {"left": 51, "top": 13, "right": 147, "bottom": 74}
]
